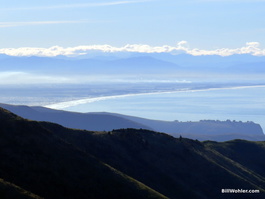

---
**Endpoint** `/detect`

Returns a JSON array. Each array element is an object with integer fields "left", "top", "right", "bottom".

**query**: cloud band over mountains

[{"left": 0, "top": 41, "right": 264, "bottom": 57}]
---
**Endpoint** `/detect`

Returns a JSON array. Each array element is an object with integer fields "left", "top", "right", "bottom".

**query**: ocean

[{"left": 46, "top": 85, "right": 265, "bottom": 132}]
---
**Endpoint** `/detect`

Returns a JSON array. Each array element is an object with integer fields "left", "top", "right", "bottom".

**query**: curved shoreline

[{"left": 45, "top": 84, "right": 265, "bottom": 109}]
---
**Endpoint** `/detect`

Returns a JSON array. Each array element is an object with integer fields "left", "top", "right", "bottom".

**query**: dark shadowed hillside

[
  {"left": 0, "top": 107, "right": 167, "bottom": 199},
  {"left": 0, "top": 107, "right": 264, "bottom": 198},
  {"left": 47, "top": 126, "right": 265, "bottom": 199},
  {"left": 0, "top": 178, "right": 43, "bottom": 199}
]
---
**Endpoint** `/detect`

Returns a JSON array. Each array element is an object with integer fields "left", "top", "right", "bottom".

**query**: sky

[{"left": 0, "top": 0, "right": 265, "bottom": 56}]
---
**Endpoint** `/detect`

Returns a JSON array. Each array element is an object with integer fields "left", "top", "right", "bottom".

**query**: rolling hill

[
  {"left": 108, "top": 113, "right": 265, "bottom": 141},
  {"left": 0, "top": 103, "right": 151, "bottom": 131},
  {"left": 0, "top": 103, "right": 264, "bottom": 141},
  {"left": 0, "top": 107, "right": 167, "bottom": 199},
  {"left": 0, "top": 107, "right": 264, "bottom": 198}
]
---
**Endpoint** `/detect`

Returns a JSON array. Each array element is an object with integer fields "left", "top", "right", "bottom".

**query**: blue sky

[{"left": 0, "top": 0, "right": 265, "bottom": 54}]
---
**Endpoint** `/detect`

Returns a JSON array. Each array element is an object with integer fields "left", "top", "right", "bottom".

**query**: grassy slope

[
  {"left": 46, "top": 125, "right": 265, "bottom": 199},
  {"left": 0, "top": 108, "right": 167, "bottom": 199},
  {"left": 0, "top": 178, "right": 42, "bottom": 199},
  {"left": 1, "top": 107, "right": 265, "bottom": 198}
]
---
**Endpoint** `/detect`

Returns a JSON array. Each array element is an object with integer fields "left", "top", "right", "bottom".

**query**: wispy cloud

[
  {"left": 4, "top": 0, "right": 153, "bottom": 11},
  {"left": 0, "top": 20, "right": 94, "bottom": 28},
  {"left": 195, "top": 0, "right": 265, "bottom": 2},
  {"left": 0, "top": 42, "right": 264, "bottom": 57}
]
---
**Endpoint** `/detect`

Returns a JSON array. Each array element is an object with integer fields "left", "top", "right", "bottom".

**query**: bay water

[{"left": 54, "top": 86, "right": 265, "bottom": 132}]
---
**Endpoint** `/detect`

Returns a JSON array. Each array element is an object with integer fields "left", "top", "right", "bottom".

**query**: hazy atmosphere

[
  {"left": 1, "top": 0, "right": 265, "bottom": 128},
  {"left": 1, "top": 1, "right": 265, "bottom": 198}
]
